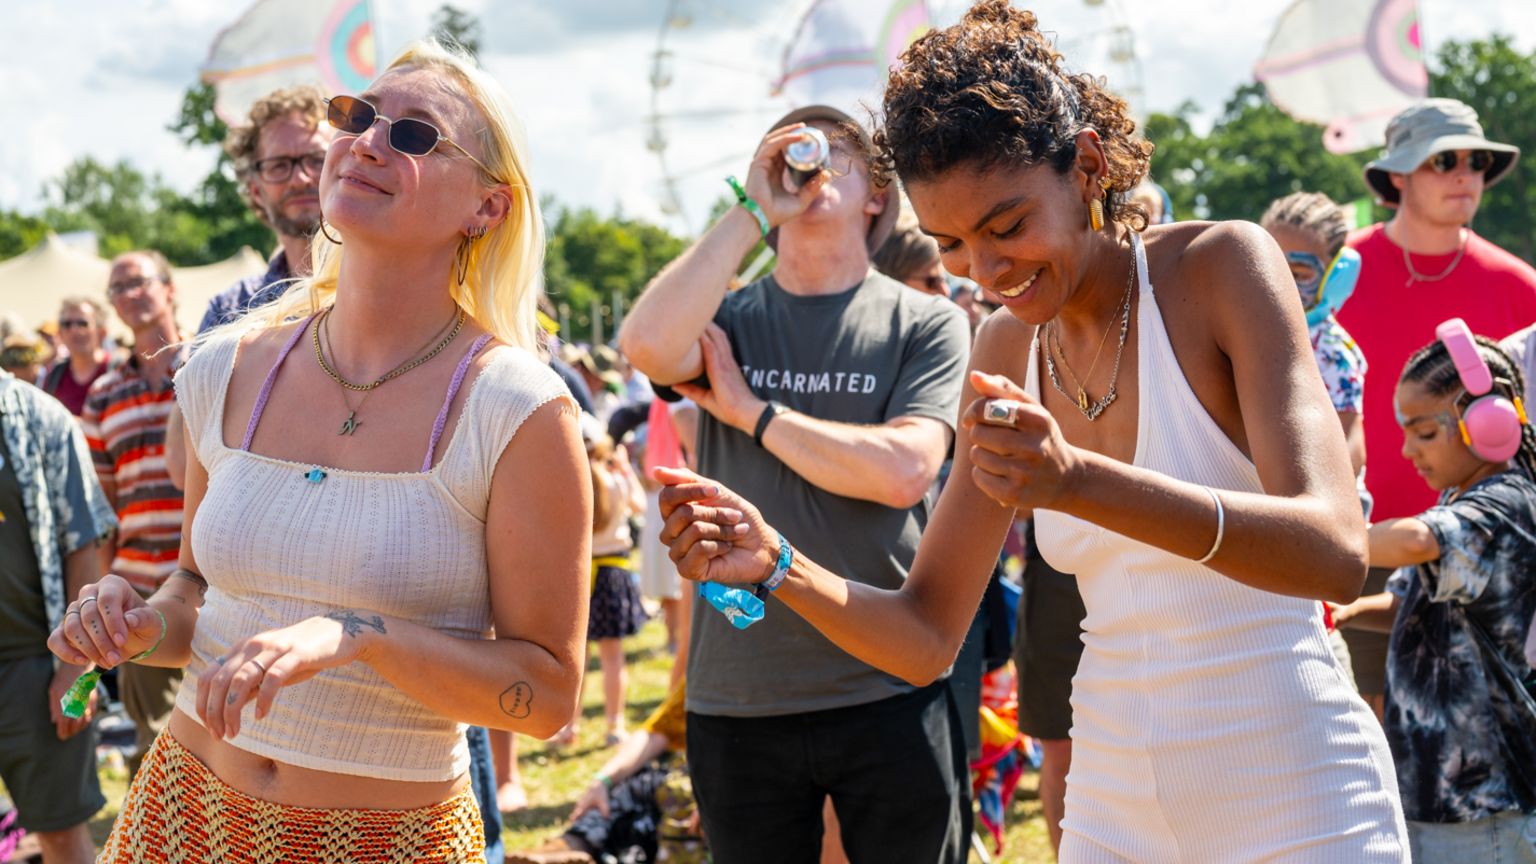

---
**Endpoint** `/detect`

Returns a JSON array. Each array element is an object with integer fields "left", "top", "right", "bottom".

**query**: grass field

[{"left": 69, "top": 618, "right": 1054, "bottom": 862}]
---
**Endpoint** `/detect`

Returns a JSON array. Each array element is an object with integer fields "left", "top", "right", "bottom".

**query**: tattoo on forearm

[
  {"left": 326, "top": 609, "right": 387, "bottom": 638},
  {"left": 499, "top": 682, "right": 533, "bottom": 719},
  {"left": 171, "top": 568, "right": 208, "bottom": 599}
]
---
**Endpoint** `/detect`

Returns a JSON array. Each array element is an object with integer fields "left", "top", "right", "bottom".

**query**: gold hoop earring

[
  {"left": 318, "top": 218, "right": 343, "bottom": 245},
  {"left": 1088, "top": 197, "right": 1105, "bottom": 232},
  {"left": 455, "top": 227, "right": 486, "bottom": 286}
]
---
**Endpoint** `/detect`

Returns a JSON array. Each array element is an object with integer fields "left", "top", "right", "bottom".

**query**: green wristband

[
  {"left": 725, "top": 176, "right": 770, "bottom": 239},
  {"left": 128, "top": 606, "right": 168, "bottom": 662}
]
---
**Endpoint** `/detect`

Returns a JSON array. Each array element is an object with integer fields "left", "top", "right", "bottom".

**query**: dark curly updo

[{"left": 876, "top": 1, "right": 1154, "bottom": 229}]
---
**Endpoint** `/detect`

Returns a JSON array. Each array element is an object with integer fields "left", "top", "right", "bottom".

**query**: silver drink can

[{"left": 784, "top": 127, "right": 829, "bottom": 190}]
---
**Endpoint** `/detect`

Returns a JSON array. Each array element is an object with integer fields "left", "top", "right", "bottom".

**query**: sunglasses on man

[
  {"left": 325, "top": 95, "right": 498, "bottom": 179},
  {"left": 1424, "top": 149, "right": 1494, "bottom": 175}
]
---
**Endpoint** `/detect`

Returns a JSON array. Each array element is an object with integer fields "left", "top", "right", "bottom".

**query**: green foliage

[
  {"left": 1432, "top": 35, "right": 1536, "bottom": 263},
  {"left": 1144, "top": 83, "right": 1376, "bottom": 225},
  {"left": 0, "top": 210, "right": 48, "bottom": 259},
  {"left": 544, "top": 202, "right": 689, "bottom": 343},
  {"left": 431, "top": 3, "right": 483, "bottom": 58},
  {"left": 1145, "top": 35, "right": 1536, "bottom": 265}
]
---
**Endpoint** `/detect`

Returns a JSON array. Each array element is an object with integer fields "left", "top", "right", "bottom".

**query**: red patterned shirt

[{"left": 81, "top": 350, "right": 185, "bottom": 594}]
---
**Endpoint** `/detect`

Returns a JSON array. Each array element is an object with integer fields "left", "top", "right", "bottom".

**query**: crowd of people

[{"left": 1, "top": 2, "right": 1534, "bottom": 862}]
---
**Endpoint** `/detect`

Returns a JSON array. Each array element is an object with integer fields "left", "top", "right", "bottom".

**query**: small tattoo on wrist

[
  {"left": 326, "top": 610, "right": 387, "bottom": 638},
  {"left": 500, "top": 682, "right": 533, "bottom": 719}
]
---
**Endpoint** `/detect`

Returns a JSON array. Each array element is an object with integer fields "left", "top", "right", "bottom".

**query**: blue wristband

[
  {"left": 757, "top": 531, "right": 792, "bottom": 595},
  {"left": 699, "top": 582, "right": 766, "bottom": 630}
]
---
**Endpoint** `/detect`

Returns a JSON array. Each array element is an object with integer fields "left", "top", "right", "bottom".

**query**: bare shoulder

[
  {"left": 972, "top": 307, "right": 1037, "bottom": 381},
  {"left": 1144, "top": 220, "right": 1292, "bottom": 318}
]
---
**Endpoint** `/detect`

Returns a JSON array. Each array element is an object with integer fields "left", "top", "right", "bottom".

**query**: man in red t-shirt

[
  {"left": 1338, "top": 99, "right": 1536, "bottom": 522},
  {"left": 40, "top": 297, "right": 118, "bottom": 417},
  {"left": 1335, "top": 99, "right": 1536, "bottom": 714}
]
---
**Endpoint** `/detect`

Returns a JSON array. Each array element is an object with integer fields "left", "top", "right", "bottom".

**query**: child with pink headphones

[{"left": 1332, "top": 318, "right": 1536, "bottom": 861}]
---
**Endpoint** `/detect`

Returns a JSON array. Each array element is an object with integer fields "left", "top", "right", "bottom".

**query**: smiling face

[
  {"left": 248, "top": 112, "right": 332, "bottom": 238},
  {"left": 319, "top": 65, "right": 500, "bottom": 250},
  {"left": 905, "top": 151, "right": 1099, "bottom": 324}
]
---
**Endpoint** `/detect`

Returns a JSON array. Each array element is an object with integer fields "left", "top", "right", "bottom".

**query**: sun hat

[
  {"left": 1364, "top": 98, "right": 1520, "bottom": 206},
  {"left": 762, "top": 104, "right": 899, "bottom": 255}
]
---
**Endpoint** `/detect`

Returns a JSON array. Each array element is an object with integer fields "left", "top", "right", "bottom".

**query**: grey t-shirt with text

[{"left": 686, "top": 270, "right": 971, "bottom": 717}]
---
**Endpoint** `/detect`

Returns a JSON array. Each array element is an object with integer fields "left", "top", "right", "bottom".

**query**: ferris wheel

[{"left": 646, "top": 0, "right": 1146, "bottom": 236}]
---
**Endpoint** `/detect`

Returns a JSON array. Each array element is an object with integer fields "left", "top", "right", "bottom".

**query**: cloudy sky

[{"left": 2, "top": 0, "right": 1531, "bottom": 242}]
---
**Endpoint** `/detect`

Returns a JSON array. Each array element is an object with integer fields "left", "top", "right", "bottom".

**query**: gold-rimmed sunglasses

[{"left": 325, "top": 95, "right": 498, "bottom": 179}]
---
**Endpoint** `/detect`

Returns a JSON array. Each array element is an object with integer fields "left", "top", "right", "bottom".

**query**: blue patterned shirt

[
  {"left": 1385, "top": 472, "right": 1536, "bottom": 822},
  {"left": 0, "top": 373, "right": 118, "bottom": 634}
]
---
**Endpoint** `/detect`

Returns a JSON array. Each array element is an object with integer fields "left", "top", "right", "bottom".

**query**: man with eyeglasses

[
  {"left": 1334, "top": 98, "right": 1536, "bottom": 718},
  {"left": 196, "top": 85, "right": 332, "bottom": 333},
  {"left": 40, "top": 297, "right": 119, "bottom": 417},
  {"left": 81, "top": 250, "right": 187, "bottom": 780}
]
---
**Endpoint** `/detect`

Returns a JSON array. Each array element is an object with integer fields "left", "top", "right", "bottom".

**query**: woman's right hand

[
  {"left": 743, "top": 122, "right": 830, "bottom": 228},
  {"left": 48, "top": 575, "right": 163, "bottom": 669},
  {"left": 655, "top": 466, "right": 777, "bottom": 586}
]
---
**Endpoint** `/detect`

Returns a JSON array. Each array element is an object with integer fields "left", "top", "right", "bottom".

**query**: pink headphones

[{"left": 1435, "top": 317, "right": 1528, "bottom": 462}]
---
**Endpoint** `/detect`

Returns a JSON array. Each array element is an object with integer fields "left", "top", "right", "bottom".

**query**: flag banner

[
  {"left": 202, "top": 0, "right": 377, "bottom": 125},
  {"left": 1254, "top": 0, "right": 1426, "bottom": 154},
  {"left": 773, "top": 0, "right": 931, "bottom": 119}
]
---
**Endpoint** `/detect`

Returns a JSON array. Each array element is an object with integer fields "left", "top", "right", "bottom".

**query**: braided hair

[
  {"left": 1400, "top": 334, "right": 1536, "bottom": 482},
  {"left": 876, "top": 0, "right": 1154, "bottom": 230},
  {"left": 1259, "top": 192, "right": 1351, "bottom": 259}
]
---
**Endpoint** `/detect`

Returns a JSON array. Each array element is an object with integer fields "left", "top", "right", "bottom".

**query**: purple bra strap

[
  {"left": 422, "top": 333, "right": 494, "bottom": 471},
  {"left": 241, "top": 314, "right": 316, "bottom": 451}
]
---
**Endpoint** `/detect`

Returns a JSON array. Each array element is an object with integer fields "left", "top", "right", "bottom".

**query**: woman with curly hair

[{"left": 653, "top": 3, "right": 1407, "bottom": 860}]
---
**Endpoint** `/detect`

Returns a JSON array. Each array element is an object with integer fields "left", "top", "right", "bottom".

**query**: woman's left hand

[
  {"left": 961, "top": 370, "right": 1083, "bottom": 511},
  {"left": 196, "top": 610, "right": 387, "bottom": 740}
]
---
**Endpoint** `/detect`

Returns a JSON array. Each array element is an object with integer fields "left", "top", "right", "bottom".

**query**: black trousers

[{"left": 686, "top": 681, "right": 968, "bottom": 864}]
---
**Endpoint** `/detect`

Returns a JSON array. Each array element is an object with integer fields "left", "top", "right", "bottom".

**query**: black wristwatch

[{"left": 753, "top": 400, "right": 788, "bottom": 446}]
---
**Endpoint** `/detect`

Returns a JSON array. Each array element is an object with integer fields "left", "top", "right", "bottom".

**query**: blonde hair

[{"left": 232, "top": 40, "right": 546, "bottom": 354}]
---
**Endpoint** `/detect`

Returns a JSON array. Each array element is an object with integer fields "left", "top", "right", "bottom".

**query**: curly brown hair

[
  {"left": 223, "top": 84, "right": 328, "bottom": 209},
  {"left": 876, "top": 0, "right": 1153, "bottom": 229}
]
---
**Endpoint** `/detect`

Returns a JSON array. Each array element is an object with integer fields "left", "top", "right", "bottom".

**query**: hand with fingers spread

[
  {"left": 961, "top": 370, "right": 1084, "bottom": 512},
  {"left": 195, "top": 609, "right": 386, "bottom": 741},
  {"left": 654, "top": 466, "right": 778, "bottom": 587},
  {"left": 743, "top": 122, "right": 832, "bottom": 228},
  {"left": 673, "top": 324, "right": 764, "bottom": 432},
  {"left": 48, "top": 574, "right": 164, "bottom": 670}
]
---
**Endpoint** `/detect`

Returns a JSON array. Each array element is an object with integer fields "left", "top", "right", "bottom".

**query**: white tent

[
  {"left": 0, "top": 235, "right": 269, "bottom": 335},
  {"left": 172, "top": 247, "right": 269, "bottom": 333},
  {"left": 0, "top": 234, "right": 111, "bottom": 328}
]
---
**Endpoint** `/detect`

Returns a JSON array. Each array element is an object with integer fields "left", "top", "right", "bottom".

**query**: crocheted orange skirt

[{"left": 99, "top": 732, "right": 485, "bottom": 863}]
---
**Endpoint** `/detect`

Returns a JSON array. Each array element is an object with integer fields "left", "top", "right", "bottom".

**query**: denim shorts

[{"left": 1407, "top": 810, "right": 1536, "bottom": 864}]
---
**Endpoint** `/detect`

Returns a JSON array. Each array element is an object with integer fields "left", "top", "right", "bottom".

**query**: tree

[
  {"left": 1145, "top": 83, "right": 1374, "bottom": 224},
  {"left": 0, "top": 210, "right": 48, "bottom": 260},
  {"left": 1432, "top": 35, "right": 1536, "bottom": 263},
  {"left": 431, "top": 4, "right": 483, "bottom": 58},
  {"left": 542, "top": 202, "right": 689, "bottom": 343},
  {"left": 165, "top": 82, "right": 273, "bottom": 263}
]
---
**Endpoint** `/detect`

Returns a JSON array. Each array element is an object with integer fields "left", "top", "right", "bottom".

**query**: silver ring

[
  {"left": 249, "top": 659, "right": 268, "bottom": 674},
  {"left": 79, "top": 597, "right": 99, "bottom": 607},
  {"left": 65, "top": 609, "right": 81, "bottom": 618},
  {"left": 982, "top": 399, "right": 1019, "bottom": 427}
]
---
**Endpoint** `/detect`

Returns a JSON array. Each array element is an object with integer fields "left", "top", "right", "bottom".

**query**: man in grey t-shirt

[{"left": 620, "top": 105, "right": 970, "bottom": 863}]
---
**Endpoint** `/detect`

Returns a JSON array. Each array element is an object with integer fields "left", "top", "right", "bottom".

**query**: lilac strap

[
  {"left": 422, "top": 333, "right": 493, "bottom": 471},
  {"left": 242, "top": 314, "right": 316, "bottom": 451}
]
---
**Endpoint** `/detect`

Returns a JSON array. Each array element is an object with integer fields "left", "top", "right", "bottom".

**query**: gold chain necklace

[
  {"left": 1044, "top": 247, "right": 1136, "bottom": 421},
  {"left": 313, "top": 306, "right": 465, "bottom": 435},
  {"left": 1401, "top": 228, "right": 1467, "bottom": 288}
]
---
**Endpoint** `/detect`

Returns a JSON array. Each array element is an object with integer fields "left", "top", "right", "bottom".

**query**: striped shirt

[{"left": 81, "top": 349, "right": 185, "bottom": 595}]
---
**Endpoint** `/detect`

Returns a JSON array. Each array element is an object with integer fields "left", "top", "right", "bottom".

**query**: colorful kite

[
  {"left": 1254, "top": 0, "right": 1427, "bottom": 154},
  {"left": 202, "top": 0, "right": 377, "bottom": 125}
]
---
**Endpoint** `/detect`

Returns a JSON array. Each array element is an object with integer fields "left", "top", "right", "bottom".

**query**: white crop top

[{"left": 173, "top": 326, "right": 572, "bottom": 781}]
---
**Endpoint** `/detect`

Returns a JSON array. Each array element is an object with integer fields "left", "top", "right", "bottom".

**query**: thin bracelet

[
  {"left": 725, "top": 176, "right": 771, "bottom": 239},
  {"left": 128, "top": 606, "right": 168, "bottom": 662},
  {"left": 1194, "top": 486, "right": 1225, "bottom": 565}
]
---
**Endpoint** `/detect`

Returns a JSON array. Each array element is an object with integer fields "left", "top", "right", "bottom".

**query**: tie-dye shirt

[{"left": 1384, "top": 471, "right": 1536, "bottom": 823}]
